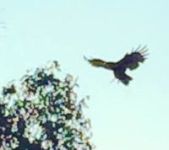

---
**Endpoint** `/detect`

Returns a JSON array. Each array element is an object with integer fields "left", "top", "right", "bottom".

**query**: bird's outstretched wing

[
  {"left": 113, "top": 69, "right": 132, "bottom": 85},
  {"left": 117, "top": 45, "right": 148, "bottom": 70}
]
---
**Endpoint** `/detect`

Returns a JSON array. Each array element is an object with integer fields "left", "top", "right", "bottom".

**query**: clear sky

[{"left": 0, "top": 0, "right": 169, "bottom": 149}]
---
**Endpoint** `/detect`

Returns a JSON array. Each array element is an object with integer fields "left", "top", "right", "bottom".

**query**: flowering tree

[{"left": 0, "top": 61, "right": 93, "bottom": 150}]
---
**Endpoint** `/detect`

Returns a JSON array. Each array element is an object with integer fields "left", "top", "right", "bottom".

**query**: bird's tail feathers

[
  {"left": 83, "top": 56, "right": 89, "bottom": 61},
  {"left": 84, "top": 56, "right": 107, "bottom": 68}
]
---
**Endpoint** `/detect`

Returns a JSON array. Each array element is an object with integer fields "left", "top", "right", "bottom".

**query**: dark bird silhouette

[{"left": 85, "top": 45, "right": 148, "bottom": 85}]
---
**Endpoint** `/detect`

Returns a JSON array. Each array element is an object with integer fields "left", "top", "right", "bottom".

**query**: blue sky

[{"left": 0, "top": 0, "right": 169, "bottom": 149}]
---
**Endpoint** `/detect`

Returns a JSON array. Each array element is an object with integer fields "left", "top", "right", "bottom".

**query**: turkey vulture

[{"left": 85, "top": 45, "right": 148, "bottom": 85}]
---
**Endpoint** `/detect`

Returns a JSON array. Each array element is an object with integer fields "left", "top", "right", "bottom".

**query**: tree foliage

[{"left": 0, "top": 61, "right": 93, "bottom": 150}]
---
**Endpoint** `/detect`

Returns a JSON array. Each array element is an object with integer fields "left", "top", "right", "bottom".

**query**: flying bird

[{"left": 85, "top": 45, "right": 148, "bottom": 85}]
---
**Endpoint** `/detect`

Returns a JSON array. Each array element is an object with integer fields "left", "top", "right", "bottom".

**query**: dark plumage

[{"left": 85, "top": 45, "right": 148, "bottom": 85}]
